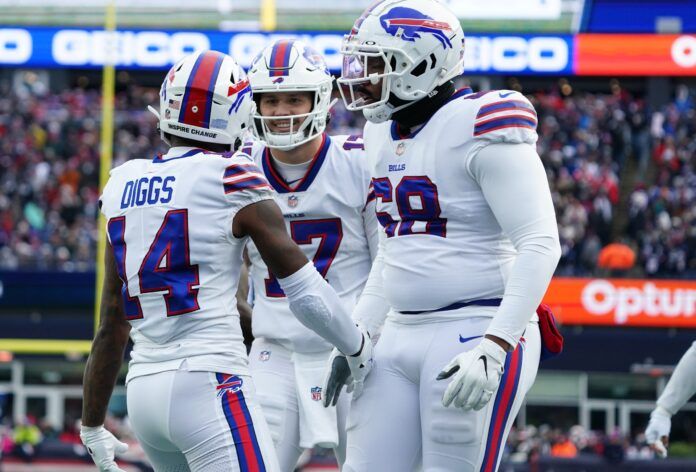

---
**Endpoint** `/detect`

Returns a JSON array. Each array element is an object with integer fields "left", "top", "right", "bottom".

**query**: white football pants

[
  {"left": 249, "top": 339, "right": 350, "bottom": 471},
  {"left": 127, "top": 365, "right": 279, "bottom": 472},
  {"left": 344, "top": 313, "right": 540, "bottom": 472}
]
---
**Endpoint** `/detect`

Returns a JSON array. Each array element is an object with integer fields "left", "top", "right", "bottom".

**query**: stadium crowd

[
  {"left": 0, "top": 79, "right": 694, "bottom": 278},
  {"left": 0, "top": 415, "right": 671, "bottom": 470}
]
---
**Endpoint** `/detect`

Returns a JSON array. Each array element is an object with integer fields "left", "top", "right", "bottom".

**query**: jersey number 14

[{"left": 108, "top": 209, "right": 200, "bottom": 320}]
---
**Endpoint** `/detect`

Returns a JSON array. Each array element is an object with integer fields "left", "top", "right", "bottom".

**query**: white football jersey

[
  {"left": 99, "top": 146, "right": 274, "bottom": 382},
  {"left": 245, "top": 134, "right": 378, "bottom": 353},
  {"left": 364, "top": 88, "right": 539, "bottom": 312}
]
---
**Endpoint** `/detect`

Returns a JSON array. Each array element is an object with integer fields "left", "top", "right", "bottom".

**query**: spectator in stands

[
  {"left": 1, "top": 78, "right": 693, "bottom": 278},
  {"left": 597, "top": 239, "right": 637, "bottom": 277},
  {"left": 551, "top": 434, "right": 578, "bottom": 458},
  {"left": 12, "top": 417, "right": 42, "bottom": 462}
]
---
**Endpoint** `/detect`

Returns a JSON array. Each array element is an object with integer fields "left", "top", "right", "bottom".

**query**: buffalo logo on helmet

[
  {"left": 380, "top": 7, "right": 452, "bottom": 48},
  {"left": 302, "top": 45, "right": 329, "bottom": 74}
]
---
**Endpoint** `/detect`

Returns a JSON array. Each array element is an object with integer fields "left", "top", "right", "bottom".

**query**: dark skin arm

[
  {"left": 82, "top": 243, "right": 132, "bottom": 427},
  {"left": 233, "top": 199, "right": 363, "bottom": 357},
  {"left": 236, "top": 250, "right": 254, "bottom": 348},
  {"left": 232, "top": 199, "right": 309, "bottom": 278}
]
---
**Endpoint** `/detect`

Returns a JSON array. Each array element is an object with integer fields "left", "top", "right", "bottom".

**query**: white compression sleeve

[
  {"left": 279, "top": 262, "right": 362, "bottom": 355},
  {"left": 352, "top": 231, "right": 390, "bottom": 336},
  {"left": 468, "top": 143, "right": 562, "bottom": 348},
  {"left": 657, "top": 341, "right": 696, "bottom": 415}
]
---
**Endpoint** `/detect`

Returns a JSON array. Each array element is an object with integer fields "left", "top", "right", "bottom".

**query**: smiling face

[{"left": 257, "top": 91, "right": 314, "bottom": 133}]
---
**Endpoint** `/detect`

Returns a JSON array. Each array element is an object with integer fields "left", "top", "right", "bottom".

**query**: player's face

[
  {"left": 340, "top": 55, "right": 385, "bottom": 106},
  {"left": 258, "top": 92, "right": 314, "bottom": 133}
]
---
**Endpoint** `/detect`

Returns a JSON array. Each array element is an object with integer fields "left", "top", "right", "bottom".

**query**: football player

[
  {"left": 80, "top": 50, "right": 372, "bottom": 472},
  {"left": 645, "top": 341, "right": 696, "bottom": 458},
  {"left": 324, "top": 1, "right": 562, "bottom": 470},
  {"left": 243, "top": 39, "right": 384, "bottom": 470}
]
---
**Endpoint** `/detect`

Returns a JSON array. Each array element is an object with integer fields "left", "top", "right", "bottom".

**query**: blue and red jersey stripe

[
  {"left": 268, "top": 39, "right": 294, "bottom": 77},
  {"left": 217, "top": 373, "right": 266, "bottom": 472},
  {"left": 479, "top": 343, "right": 525, "bottom": 472},
  {"left": 179, "top": 51, "right": 225, "bottom": 129},
  {"left": 476, "top": 100, "right": 537, "bottom": 120},
  {"left": 474, "top": 99, "right": 538, "bottom": 136}
]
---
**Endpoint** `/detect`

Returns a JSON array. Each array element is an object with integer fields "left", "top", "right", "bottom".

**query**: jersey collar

[
  {"left": 390, "top": 87, "right": 474, "bottom": 141},
  {"left": 153, "top": 146, "right": 226, "bottom": 163},
  {"left": 261, "top": 134, "right": 331, "bottom": 193}
]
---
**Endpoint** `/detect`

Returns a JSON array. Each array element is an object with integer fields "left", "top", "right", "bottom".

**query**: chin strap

[{"left": 390, "top": 81, "right": 456, "bottom": 129}]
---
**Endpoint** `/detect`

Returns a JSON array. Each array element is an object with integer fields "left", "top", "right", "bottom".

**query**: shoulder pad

[
  {"left": 470, "top": 90, "right": 538, "bottom": 145},
  {"left": 222, "top": 151, "right": 270, "bottom": 196}
]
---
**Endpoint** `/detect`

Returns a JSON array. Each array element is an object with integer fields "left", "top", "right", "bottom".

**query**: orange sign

[
  {"left": 575, "top": 34, "right": 696, "bottom": 76},
  {"left": 544, "top": 278, "right": 696, "bottom": 328}
]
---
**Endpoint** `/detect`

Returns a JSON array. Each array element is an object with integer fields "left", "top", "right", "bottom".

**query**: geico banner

[
  {"left": 0, "top": 26, "right": 572, "bottom": 75},
  {"left": 575, "top": 34, "right": 696, "bottom": 76},
  {"left": 545, "top": 278, "right": 696, "bottom": 328}
]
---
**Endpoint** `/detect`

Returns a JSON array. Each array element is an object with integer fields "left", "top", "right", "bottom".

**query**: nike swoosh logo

[
  {"left": 499, "top": 91, "right": 515, "bottom": 98},
  {"left": 479, "top": 355, "right": 488, "bottom": 379},
  {"left": 459, "top": 335, "right": 483, "bottom": 344}
]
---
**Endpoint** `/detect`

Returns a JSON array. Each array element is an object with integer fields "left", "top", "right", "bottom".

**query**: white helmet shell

[
  {"left": 338, "top": 0, "right": 465, "bottom": 123},
  {"left": 149, "top": 50, "right": 254, "bottom": 147},
  {"left": 247, "top": 39, "right": 335, "bottom": 150}
]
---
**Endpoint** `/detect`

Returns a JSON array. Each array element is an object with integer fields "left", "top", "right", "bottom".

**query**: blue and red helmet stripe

[
  {"left": 268, "top": 39, "right": 294, "bottom": 77},
  {"left": 179, "top": 51, "right": 225, "bottom": 129}
]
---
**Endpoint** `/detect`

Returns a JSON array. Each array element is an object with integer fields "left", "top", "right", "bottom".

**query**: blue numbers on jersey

[
  {"left": 373, "top": 176, "right": 447, "bottom": 238},
  {"left": 107, "top": 216, "right": 143, "bottom": 319},
  {"left": 265, "top": 218, "right": 343, "bottom": 298},
  {"left": 107, "top": 209, "right": 200, "bottom": 320}
]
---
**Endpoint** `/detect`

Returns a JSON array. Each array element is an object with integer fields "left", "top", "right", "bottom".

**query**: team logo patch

[
  {"left": 396, "top": 142, "right": 406, "bottom": 155},
  {"left": 216, "top": 374, "right": 244, "bottom": 396},
  {"left": 288, "top": 195, "right": 299, "bottom": 208},
  {"left": 311, "top": 386, "right": 322, "bottom": 401},
  {"left": 380, "top": 7, "right": 453, "bottom": 48},
  {"left": 272, "top": 77, "right": 285, "bottom": 84},
  {"left": 259, "top": 350, "right": 271, "bottom": 362},
  {"left": 302, "top": 45, "right": 329, "bottom": 75}
]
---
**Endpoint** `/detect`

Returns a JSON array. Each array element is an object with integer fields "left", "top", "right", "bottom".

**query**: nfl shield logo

[
  {"left": 288, "top": 195, "right": 299, "bottom": 208},
  {"left": 311, "top": 386, "right": 322, "bottom": 401},
  {"left": 259, "top": 350, "right": 271, "bottom": 362}
]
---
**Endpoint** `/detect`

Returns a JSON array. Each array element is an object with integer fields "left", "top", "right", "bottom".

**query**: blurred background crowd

[
  {"left": 2, "top": 414, "right": 690, "bottom": 470},
  {"left": 1, "top": 79, "right": 694, "bottom": 278}
]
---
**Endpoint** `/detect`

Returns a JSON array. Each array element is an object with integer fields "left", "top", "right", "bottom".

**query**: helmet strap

[{"left": 390, "top": 80, "right": 455, "bottom": 129}]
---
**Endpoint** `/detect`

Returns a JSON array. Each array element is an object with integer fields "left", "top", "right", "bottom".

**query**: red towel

[{"left": 537, "top": 303, "right": 563, "bottom": 361}]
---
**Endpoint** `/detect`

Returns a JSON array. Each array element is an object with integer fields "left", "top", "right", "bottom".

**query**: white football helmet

[
  {"left": 148, "top": 50, "right": 254, "bottom": 147},
  {"left": 247, "top": 39, "right": 335, "bottom": 150},
  {"left": 338, "top": 0, "right": 465, "bottom": 123}
]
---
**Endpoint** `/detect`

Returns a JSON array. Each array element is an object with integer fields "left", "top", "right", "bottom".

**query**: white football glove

[
  {"left": 80, "top": 425, "right": 129, "bottom": 472},
  {"left": 438, "top": 338, "right": 507, "bottom": 411},
  {"left": 645, "top": 406, "right": 671, "bottom": 458},
  {"left": 322, "top": 325, "right": 374, "bottom": 407}
]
